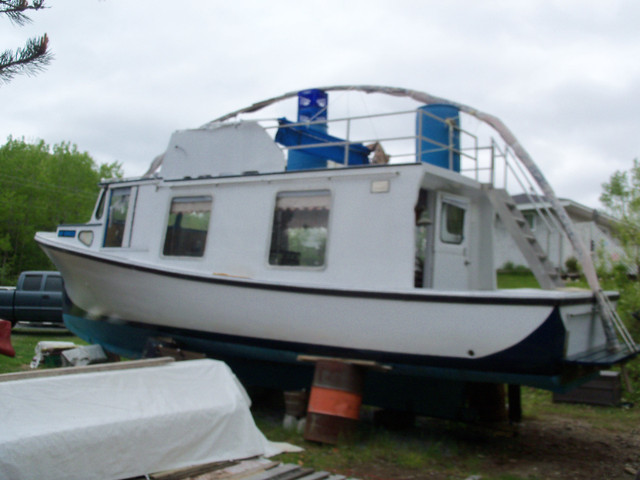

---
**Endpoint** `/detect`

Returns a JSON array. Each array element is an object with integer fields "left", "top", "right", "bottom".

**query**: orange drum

[{"left": 304, "top": 360, "right": 364, "bottom": 444}]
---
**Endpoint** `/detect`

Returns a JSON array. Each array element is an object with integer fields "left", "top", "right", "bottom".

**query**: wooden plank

[
  {"left": 0, "top": 357, "right": 175, "bottom": 383},
  {"left": 150, "top": 460, "right": 238, "bottom": 480},
  {"left": 140, "top": 459, "right": 276, "bottom": 480},
  {"left": 241, "top": 464, "right": 302, "bottom": 480},
  {"left": 205, "top": 459, "right": 279, "bottom": 479},
  {"left": 157, "top": 345, "right": 207, "bottom": 361},
  {"left": 297, "top": 355, "right": 391, "bottom": 372},
  {"left": 138, "top": 461, "right": 357, "bottom": 480},
  {"left": 270, "top": 468, "right": 314, "bottom": 480},
  {"left": 294, "top": 472, "right": 330, "bottom": 480}
]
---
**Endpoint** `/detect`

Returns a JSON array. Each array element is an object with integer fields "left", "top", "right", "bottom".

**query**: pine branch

[
  {"left": 1, "top": 0, "right": 46, "bottom": 26},
  {"left": 0, "top": 33, "right": 52, "bottom": 83}
]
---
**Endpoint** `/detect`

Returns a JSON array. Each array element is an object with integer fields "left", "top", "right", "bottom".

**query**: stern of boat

[{"left": 560, "top": 294, "right": 639, "bottom": 371}]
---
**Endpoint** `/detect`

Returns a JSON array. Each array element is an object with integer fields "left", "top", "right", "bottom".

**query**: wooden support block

[
  {"left": 297, "top": 354, "right": 391, "bottom": 372},
  {"left": 553, "top": 371, "right": 621, "bottom": 406}
]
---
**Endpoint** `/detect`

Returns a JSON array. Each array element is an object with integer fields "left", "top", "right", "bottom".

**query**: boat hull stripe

[{"left": 36, "top": 241, "right": 607, "bottom": 307}]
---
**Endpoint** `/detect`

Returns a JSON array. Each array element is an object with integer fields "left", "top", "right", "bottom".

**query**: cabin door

[{"left": 432, "top": 193, "right": 471, "bottom": 290}]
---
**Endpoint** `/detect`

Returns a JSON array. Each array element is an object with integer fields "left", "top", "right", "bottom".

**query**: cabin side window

[
  {"left": 269, "top": 190, "right": 330, "bottom": 267},
  {"left": 440, "top": 202, "right": 465, "bottom": 244},
  {"left": 163, "top": 196, "right": 212, "bottom": 257},
  {"left": 104, "top": 187, "right": 132, "bottom": 247},
  {"left": 94, "top": 188, "right": 107, "bottom": 220}
]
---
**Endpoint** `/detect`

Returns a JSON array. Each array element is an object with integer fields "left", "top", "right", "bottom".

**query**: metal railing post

[
  {"left": 417, "top": 110, "right": 423, "bottom": 163},
  {"left": 344, "top": 118, "right": 351, "bottom": 166}
]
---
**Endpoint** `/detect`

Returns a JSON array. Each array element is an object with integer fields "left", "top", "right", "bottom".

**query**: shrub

[{"left": 564, "top": 256, "right": 581, "bottom": 274}]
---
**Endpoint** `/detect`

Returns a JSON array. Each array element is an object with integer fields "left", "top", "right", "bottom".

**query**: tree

[
  {"left": 0, "top": 137, "right": 122, "bottom": 283},
  {"left": 600, "top": 159, "right": 640, "bottom": 343},
  {"left": 0, "top": 0, "right": 52, "bottom": 84},
  {"left": 600, "top": 158, "right": 640, "bottom": 278}
]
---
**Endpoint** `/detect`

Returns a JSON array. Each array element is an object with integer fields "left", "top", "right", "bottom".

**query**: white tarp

[
  {"left": 0, "top": 359, "right": 288, "bottom": 480},
  {"left": 61, "top": 344, "right": 108, "bottom": 367}
]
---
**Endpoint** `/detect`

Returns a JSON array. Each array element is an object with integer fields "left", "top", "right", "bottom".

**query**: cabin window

[
  {"left": 95, "top": 188, "right": 107, "bottom": 220},
  {"left": 269, "top": 190, "right": 330, "bottom": 267},
  {"left": 104, "top": 187, "right": 131, "bottom": 247},
  {"left": 163, "top": 196, "right": 212, "bottom": 257},
  {"left": 440, "top": 202, "right": 465, "bottom": 244}
]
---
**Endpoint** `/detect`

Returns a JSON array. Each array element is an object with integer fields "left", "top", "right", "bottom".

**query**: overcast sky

[{"left": 1, "top": 0, "right": 639, "bottom": 209}]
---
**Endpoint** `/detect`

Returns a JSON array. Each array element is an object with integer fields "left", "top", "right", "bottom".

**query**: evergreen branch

[
  {"left": 0, "top": 0, "right": 46, "bottom": 25},
  {"left": 0, "top": 33, "right": 52, "bottom": 83}
]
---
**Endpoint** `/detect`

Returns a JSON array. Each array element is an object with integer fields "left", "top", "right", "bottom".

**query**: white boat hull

[{"left": 37, "top": 235, "right": 617, "bottom": 382}]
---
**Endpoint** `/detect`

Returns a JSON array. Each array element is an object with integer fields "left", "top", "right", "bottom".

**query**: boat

[{"left": 36, "top": 86, "right": 638, "bottom": 410}]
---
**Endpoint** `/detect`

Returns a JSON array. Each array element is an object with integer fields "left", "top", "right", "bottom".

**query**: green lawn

[
  {"left": 496, "top": 272, "right": 542, "bottom": 289},
  {"left": 0, "top": 325, "right": 86, "bottom": 374}
]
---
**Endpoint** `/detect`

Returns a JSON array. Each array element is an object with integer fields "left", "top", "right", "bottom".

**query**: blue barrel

[
  {"left": 287, "top": 89, "right": 329, "bottom": 171},
  {"left": 297, "top": 89, "right": 328, "bottom": 127},
  {"left": 416, "top": 104, "right": 460, "bottom": 172}
]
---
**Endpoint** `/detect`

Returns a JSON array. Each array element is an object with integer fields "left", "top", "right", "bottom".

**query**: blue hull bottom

[{"left": 63, "top": 309, "right": 595, "bottom": 399}]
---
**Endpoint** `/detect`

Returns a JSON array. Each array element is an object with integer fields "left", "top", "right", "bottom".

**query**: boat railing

[
  {"left": 489, "top": 140, "right": 564, "bottom": 236},
  {"left": 266, "top": 107, "right": 556, "bottom": 204},
  {"left": 265, "top": 108, "right": 480, "bottom": 171},
  {"left": 267, "top": 108, "right": 565, "bottom": 269}
]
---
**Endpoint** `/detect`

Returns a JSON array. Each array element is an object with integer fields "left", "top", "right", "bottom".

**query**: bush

[
  {"left": 617, "top": 281, "right": 640, "bottom": 339},
  {"left": 499, "top": 262, "right": 531, "bottom": 275},
  {"left": 564, "top": 256, "right": 581, "bottom": 274}
]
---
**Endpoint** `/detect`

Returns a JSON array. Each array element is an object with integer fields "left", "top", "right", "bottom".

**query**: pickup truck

[{"left": 0, "top": 271, "right": 64, "bottom": 327}]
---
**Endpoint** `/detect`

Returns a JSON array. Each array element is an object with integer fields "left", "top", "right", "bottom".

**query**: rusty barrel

[{"left": 304, "top": 360, "right": 364, "bottom": 444}]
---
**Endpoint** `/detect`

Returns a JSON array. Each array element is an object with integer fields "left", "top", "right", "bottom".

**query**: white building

[{"left": 494, "top": 194, "right": 624, "bottom": 273}]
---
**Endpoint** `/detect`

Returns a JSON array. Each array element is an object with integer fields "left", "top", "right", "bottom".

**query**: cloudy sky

[{"left": 1, "top": 0, "right": 639, "bottom": 208}]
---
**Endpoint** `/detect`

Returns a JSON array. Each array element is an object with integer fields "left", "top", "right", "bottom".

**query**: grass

[
  {"left": 496, "top": 272, "right": 542, "bottom": 289},
  {"left": 521, "top": 384, "right": 640, "bottom": 431},
  {"left": 252, "top": 385, "right": 640, "bottom": 480},
  {"left": 0, "top": 325, "right": 86, "bottom": 374},
  {"left": 496, "top": 270, "right": 620, "bottom": 291},
  {"left": 254, "top": 414, "right": 480, "bottom": 477}
]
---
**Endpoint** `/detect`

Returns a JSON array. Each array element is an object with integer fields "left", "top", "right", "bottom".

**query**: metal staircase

[{"left": 485, "top": 187, "right": 564, "bottom": 290}]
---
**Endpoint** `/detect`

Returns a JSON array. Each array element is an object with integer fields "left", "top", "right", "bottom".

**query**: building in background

[{"left": 494, "top": 195, "right": 624, "bottom": 274}]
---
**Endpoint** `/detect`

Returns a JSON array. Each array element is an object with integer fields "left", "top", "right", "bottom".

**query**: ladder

[{"left": 485, "top": 187, "right": 564, "bottom": 290}]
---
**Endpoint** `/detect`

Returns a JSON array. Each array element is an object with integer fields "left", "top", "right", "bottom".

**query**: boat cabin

[{"left": 70, "top": 90, "right": 498, "bottom": 294}]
